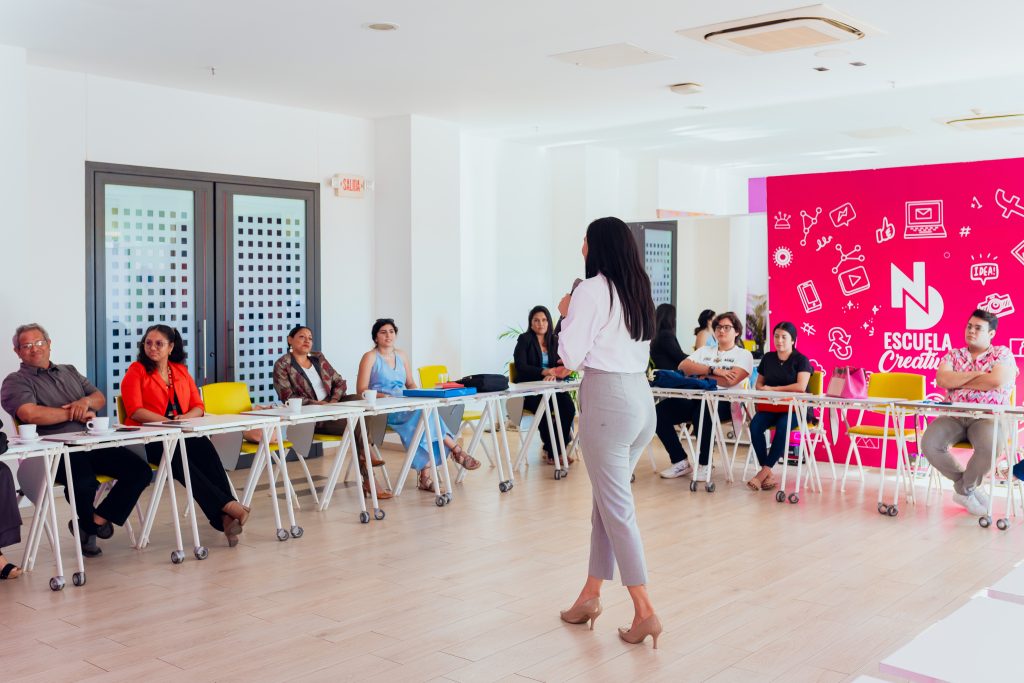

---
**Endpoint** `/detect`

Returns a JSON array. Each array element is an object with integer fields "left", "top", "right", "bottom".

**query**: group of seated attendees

[
  {"left": 0, "top": 305, "right": 1019, "bottom": 582},
  {"left": 512, "top": 306, "right": 576, "bottom": 463}
]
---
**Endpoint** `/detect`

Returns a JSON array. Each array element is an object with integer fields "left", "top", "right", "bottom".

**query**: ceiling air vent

[
  {"left": 945, "top": 114, "right": 1024, "bottom": 131},
  {"left": 678, "top": 4, "right": 874, "bottom": 55}
]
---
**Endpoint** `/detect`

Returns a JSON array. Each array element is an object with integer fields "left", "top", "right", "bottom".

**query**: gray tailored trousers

[{"left": 579, "top": 368, "right": 656, "bottom": 586}]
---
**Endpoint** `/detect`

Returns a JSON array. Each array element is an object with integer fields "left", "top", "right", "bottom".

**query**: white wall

[
  {"left": 460, "top": 136, "right": 552, "bottom": 376},
  {"left": 14, "top": 65, "right": 376, "bottom": 405},
  {"left": 656, "top": 160, "right": 748, "bottom": 216},
  {"left": 0, "top": 46, "right": 28, "bottom": 388}
]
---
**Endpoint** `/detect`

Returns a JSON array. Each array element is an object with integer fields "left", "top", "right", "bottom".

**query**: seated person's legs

[
  {"left": 89, "top": 447, "right": 153, "bottom": 528},
  {"left": 696, "top": 401, "right": 732, "bottom": 467},
  {"left": 0, "top": 462, "right": 21, "bottom": 579},
  {"left": 962, "top": 418, "right": 999, "bottom": 496},
  {"left": 655, "top": 398, "right": 696, "bottom": 465},
  {"left": 920, "top": 416, "right": 970, "bottom": 492},
  {"left": 522, "top": 395, "right": 553, "bottom": 459}
]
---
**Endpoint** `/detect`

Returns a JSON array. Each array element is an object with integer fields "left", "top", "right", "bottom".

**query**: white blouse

[
  {"left": 302, "top": 363, "right": 328, "bottom": 401},
  {"left": 558, "top": 273, "right": 651, "bottom": 373}
]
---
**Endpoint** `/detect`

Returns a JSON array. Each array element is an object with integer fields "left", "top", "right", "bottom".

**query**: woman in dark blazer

[
  {"left": 513, "top": 305, "right": 576, "bottom": 463},
  {"left": 650, "top": 304, "right": 687, "bottom": 370}
]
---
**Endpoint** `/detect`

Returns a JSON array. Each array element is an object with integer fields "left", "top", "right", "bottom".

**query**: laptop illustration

[{"left": 904, "top": 200, "right": 946, "bottom": 239}]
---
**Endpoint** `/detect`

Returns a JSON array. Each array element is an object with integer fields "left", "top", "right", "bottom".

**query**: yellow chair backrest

[
  {"left": 201, "top": 382, "right": 253, "bottom": 414},
  {"left": 116, "top": 395, "right": 127, "bottom": 423},
  {"left": 418, "top": 364, "right": 447, "bottom": 389},
  {"left": 743, "top": 340, "right": 756, "bottom": 352},
  {"left": 867, "top": 372, "right": 925, "bottom": 401},
  {"left": 508, "top": 361, "right": 519, "bottom": 383},
  {"left": 807, "top": 371, "right": 823, "bottom": 396}
]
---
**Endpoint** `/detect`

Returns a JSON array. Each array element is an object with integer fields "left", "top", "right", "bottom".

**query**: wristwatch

[{"left": 707, "top": 366, "right": 716, "bottom": 377}]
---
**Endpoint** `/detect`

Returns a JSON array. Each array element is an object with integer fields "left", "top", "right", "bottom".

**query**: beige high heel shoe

[
  {"left": 618, "top": 614, "right": 663, "bottom": 648},
  {"left": 559, "top": 597, "right": 602, "bottom": 630}
]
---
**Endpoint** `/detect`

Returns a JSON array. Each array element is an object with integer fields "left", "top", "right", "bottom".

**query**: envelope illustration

[{"left": 914, "top": 207, "right": 933, "bottom": 221}]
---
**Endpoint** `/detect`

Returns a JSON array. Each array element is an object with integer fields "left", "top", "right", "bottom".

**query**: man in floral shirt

[{"left": 922, "top": 309, "right": 1017, "bottom": 515}]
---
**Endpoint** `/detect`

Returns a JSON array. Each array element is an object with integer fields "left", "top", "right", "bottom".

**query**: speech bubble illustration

[
  {"left": 829, "top": 202, "right": 857, "bottom": 228},
  {"left": 970, "top": 262, "right": 999, "bottom": 285}
]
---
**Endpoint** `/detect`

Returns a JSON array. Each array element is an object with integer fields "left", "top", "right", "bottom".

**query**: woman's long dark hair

[
  {"left": 137, "top": 324, "right": 186, "bottom": 373},
  {"left": 527, "top": 305, "right": 555, "bottom": 352},
  {"left": 655, "top": 303, "right": 676, "bottom": 333},
  {"left": 694, "top": 309, "right": 715, "bottom": 336},
  {"left": 584, "top": 217, "right": 655, "bottom": 342}
]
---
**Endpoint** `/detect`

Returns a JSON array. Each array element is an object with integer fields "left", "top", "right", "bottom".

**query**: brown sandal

[
  {"left": 747, "top": 469, "right": 768, "bottom": 491},
  {"left": 761, "top": 471, "right": 778, "bottom": 491},
  {"left": 450, "top": 445, "right": 481, "bottom": 470},
  {"left": 363, "top": 481, "right": 393, "bottom": 500},
  {"left": 417, "top": 470, "right": 435, "bottom": 492}
]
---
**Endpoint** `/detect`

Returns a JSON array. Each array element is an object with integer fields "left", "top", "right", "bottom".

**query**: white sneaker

[
  {"left": 694, "top": 464, "right": 711, "bottom": 482},
  {"left": 952, "top": 491, "right": 987, "bottom": 516},
  {"left": 970, "top": 488, "right": 990, "bottom": 510},
  {"left": 659, "top": 460, "right": 692, "bottom": 479}
]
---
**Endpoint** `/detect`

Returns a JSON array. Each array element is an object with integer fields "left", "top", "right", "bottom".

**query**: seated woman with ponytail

[{"left": 120, "top": 325, "right": 250, "bottom": 547}]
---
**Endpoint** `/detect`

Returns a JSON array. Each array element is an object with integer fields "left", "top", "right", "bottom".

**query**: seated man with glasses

[
  {"left": 1, "top": 323, "right": 152, "bottom": 557},
  {"left": 655, "top": 312, "right": 753, "bottom": 482},
  {"left": 922, "top": 308, "right": 1016, "bottom": 516}
]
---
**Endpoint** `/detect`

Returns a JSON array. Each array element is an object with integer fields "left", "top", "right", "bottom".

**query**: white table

[
  {"left": 321, "top": 396, "right": 454, "bottom": 508},
  {"left": 879, "top": 596, "right": 1023, "bottom": 682},
  {"left": 649, "top": 386, "right": 725, "bottom": 492},
  {"left": 34, "top": 426, "right": 180, "bottom": 581},
  {"left": 439, "top": 390, "right": 517, "bottom": 493},
  {"left": 241, "top": 404, "right": 383, "bottom": 523},
  {"left": 508, "top": 380, "right": 580, "bottom": 479},
  {"left": 147, "top": 414, "right": 298, "bottom": 542},
  {"left": 4, "top": 439, "right": 68, "bottom": 590}
]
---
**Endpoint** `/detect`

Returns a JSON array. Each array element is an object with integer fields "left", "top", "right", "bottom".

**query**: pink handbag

[{"left": 826, "top": 366, "right": 868, "bottom": 398}]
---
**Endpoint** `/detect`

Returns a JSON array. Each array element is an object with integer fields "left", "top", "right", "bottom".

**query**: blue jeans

[{"left": 749, "top": 411, "right": 798, "bottom": 468}]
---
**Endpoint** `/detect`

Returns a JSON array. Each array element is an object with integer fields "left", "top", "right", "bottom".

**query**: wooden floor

[{"left": 2, "top": 437, "right": 1023, "bottom": 682}]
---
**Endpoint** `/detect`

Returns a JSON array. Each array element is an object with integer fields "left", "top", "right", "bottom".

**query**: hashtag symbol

[{"left": 960, "top": 226, "right": 971, "bottom": 237}]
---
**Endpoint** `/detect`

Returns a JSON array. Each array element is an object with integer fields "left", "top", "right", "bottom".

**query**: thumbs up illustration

[{"left": 875, "top": 216, "right": 895, "bottom": 244}]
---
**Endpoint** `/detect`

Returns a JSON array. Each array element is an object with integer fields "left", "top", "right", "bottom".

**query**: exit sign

[{"left": 332, "top": 174, "right": 365, "bottom": 198}]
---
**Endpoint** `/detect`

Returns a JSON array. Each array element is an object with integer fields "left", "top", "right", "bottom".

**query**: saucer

[
  {"left": 86, "top": 428, "right": 116, "bottom": 436},
  {"left": 13, "top": 435, "right": 42, "bottom": 444}
]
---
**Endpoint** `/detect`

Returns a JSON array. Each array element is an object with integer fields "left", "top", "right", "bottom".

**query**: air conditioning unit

[
  {"left": 678, "top": 4, "right": 875, "bottom": 56},
  {"left": 945, "top": 114, "right": 1024, "bottom": 131}
]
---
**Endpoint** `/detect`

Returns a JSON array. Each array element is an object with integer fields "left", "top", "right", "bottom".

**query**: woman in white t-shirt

[
  {"left": 556, "top": 217, "right": 662, "bottom": 649},
  {"left": 655, "top": 311, "right": 753, "bottom": 482}
]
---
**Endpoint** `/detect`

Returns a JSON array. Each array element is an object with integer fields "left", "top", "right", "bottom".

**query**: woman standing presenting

[{"left": 556, "top": 216, "right": 661, "bottom": 648}]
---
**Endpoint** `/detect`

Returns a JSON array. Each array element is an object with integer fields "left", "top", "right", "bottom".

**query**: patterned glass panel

[
  {"left": 104, "top": 185, "right": 195, "bottom": 410},
  {"left": 232, "top": 195, "right": 306, "bottom": 405},
  {"left": 645, "top": 228, "right": 673, "bottom": 306}
]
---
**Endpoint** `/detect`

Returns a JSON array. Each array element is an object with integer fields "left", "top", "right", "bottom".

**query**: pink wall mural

[{"left": 767, "top": 157, "right": 1024, "bottom": 466}]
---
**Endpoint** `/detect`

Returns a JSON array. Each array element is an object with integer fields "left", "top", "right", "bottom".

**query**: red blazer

[{"left": 120, "top": 361, "right": 204, "bottom": 426}]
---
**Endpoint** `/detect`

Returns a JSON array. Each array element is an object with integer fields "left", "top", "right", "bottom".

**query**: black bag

[{"left": 457, "top": 374, "right": 509, "bottom": 392}]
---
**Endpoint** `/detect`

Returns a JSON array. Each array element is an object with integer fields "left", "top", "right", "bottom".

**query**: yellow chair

[
  {"left": 419, "top": 364, "right": 492, "bottom": 472},
  {"left": 841, "top": 372, "right": 925, "bottom": 493}
]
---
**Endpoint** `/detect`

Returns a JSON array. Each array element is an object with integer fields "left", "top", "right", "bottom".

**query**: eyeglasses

[
  {"left": 714, "top": 325, "right": 734, "bottom": 331},
  {"left": 144, "top": 340, "right": 169, "bottom": 349},
  {"left": 17, "top": 339, "right": 49, "bottom": 351}
]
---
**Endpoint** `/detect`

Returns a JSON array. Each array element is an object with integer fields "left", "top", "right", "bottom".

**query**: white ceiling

[{"left": 3, "top": 0, "right": 1024, "bottom": 170}]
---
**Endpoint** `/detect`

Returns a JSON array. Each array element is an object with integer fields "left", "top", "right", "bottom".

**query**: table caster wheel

[
  {"left": 997, "top": 518, "right": 1009, "bottom": 530},
  {"left": 776, "top": 491, "right": 786, "bottom": 503},
  {"left": 373, "top": 508, "right": 385, "bottom": 520},
  {"left": 979, "top": 515, "right": 992, "bottom": 528},
  {"left": 689, "top": 480, "right": 698, "bottom": 492},
  {"left": 788, "top": 493, "right": 799, "bottom": 504},
  {"left": 878, "top": 502, "right": 888, "bottom": 514},
  {"left": 630, "top": 473, "right": 636, "bottom": 483},
  {"left": 498, "top": 481, "right": 509, "bottom": 492},
  {"left": 561, "top": 469, "right": 569, "bottom": 478},
  {"left": 72, "top": 571, "right": 87, "bottom": 587},
  {"left": 171, "top": 550, "right": 185, "bottom": 564},
  {"left": 359, "top": 511, "right": 370, "bottom": 524},
  {"left": 444, "top": 493, "right": 452, "bottom": 504},
  {"left": 435, "top": 495, "right": 445, "bottom": 507},
  {"left": 887, "top": 505, "right": 898, "bottom": 517},
  {"left": 276, "top": 528, "right": 289, "bottom": 541},
  {"left": 290, "top": 526, "right": 304, "bottom": 538},
  {"left": 195, "top": 546, "right": 209, "bottom": 560},
  {"left": 705, "top": 482, "right": 716, "bottom": 493},
  {"left": 49, "top": 576, "right": 65, "bottom": 591},
  {"left": 554, "top": 470, "right": 562, "bottom": 481}
]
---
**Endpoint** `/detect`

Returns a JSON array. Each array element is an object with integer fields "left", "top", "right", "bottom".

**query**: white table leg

[
  {"left": 513, "top": 398, "right": 548, "bottom": 472},
  {"left": 360, "top": 415, "right": 383, "bottom": 521},
  {"left": 176, "top": 435, "right": 207, "bottom": 560},
  {"left": 272, "top": 425, "right": 302, "bottom": 538},
  {"left": 393, "top": 411, "right": 428, "bottom": 497},
  {"left": 60, "top": 448, "right": 86, "bottom": 586},
  {"left": 318, "top": 423, "right": 356, "bottom": 511}
]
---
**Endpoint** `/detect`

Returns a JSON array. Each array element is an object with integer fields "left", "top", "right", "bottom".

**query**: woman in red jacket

[{"left": 120, "top": 325, "right": 250, "bottom": 547}]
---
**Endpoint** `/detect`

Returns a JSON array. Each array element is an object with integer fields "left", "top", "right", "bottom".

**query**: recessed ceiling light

[
  {"left": 363, "top": 22, "right": 399, "bottom": 31},
  {"left": 849, "top": 61, "right": 867, "bottom": 67},
  {"left": 813, "top": 66, "right": 830, "bottom": 72},
  {"left": 669, "top": 82, "right": 702, "bottom": 95}
]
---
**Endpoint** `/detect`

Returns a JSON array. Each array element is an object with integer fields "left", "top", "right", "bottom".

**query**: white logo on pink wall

[{"left": 890, "top": 262, "right": 944, "bottom": 330}]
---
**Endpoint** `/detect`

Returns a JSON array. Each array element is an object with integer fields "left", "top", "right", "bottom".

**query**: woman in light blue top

[
  {"left": 356, "top": 318, "right": 480, "bottom": 492},
  {"left": 693, "top": 309, "right": 718, "bottom": 351}
]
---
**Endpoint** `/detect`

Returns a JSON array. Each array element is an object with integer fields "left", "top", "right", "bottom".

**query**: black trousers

[
  {"left": 654, "top": 398, "right": 731, "bottom": 466},
  {"left": 54, "top": 447, "right": 152, "bottom": 534},
  {"left": 523, "top": 392, "right": 576, "bottom": 454},
  {"left": 145, "top": 438, "right": 234, "bottom": 532},
  {"left": 0, "top": 462, "right": 21, "bottom": 550}
]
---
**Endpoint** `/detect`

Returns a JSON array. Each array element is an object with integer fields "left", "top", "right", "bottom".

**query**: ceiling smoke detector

[
  {"left": 945, "top": 113, "right": 1024, "bottom": 131},
  {"left": 669, "top": 82, "right": 702, "bottom": 95},
  {"left": 363, "top": 22, "right": 399, "bottom": 32},
  {"left": 550, "top": 43, "right": 672, "bottom": 69},
  {"left": 678, "top": 4, "right": 875, "bottom": 55}
]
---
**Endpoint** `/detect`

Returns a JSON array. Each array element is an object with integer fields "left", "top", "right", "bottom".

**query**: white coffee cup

[
  {"left": 18, "top": 423, "right": 37, "bottom": 440},
  {"left": 86, "top": 417, "right": 110, "bottom": 434},
  {"left": 361, "top": 389, "right": 378, "bottom": 407},
  {"left": 287, "top": 398, "right": 303, "bottom": 413}
]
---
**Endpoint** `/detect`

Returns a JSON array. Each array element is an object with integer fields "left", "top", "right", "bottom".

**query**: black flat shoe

[
  {"left": 95, "top": 521, "right": 114, "bottom": 539},
  {"left": 80, "top": 534, "right": 102, "bottom": 557}
]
